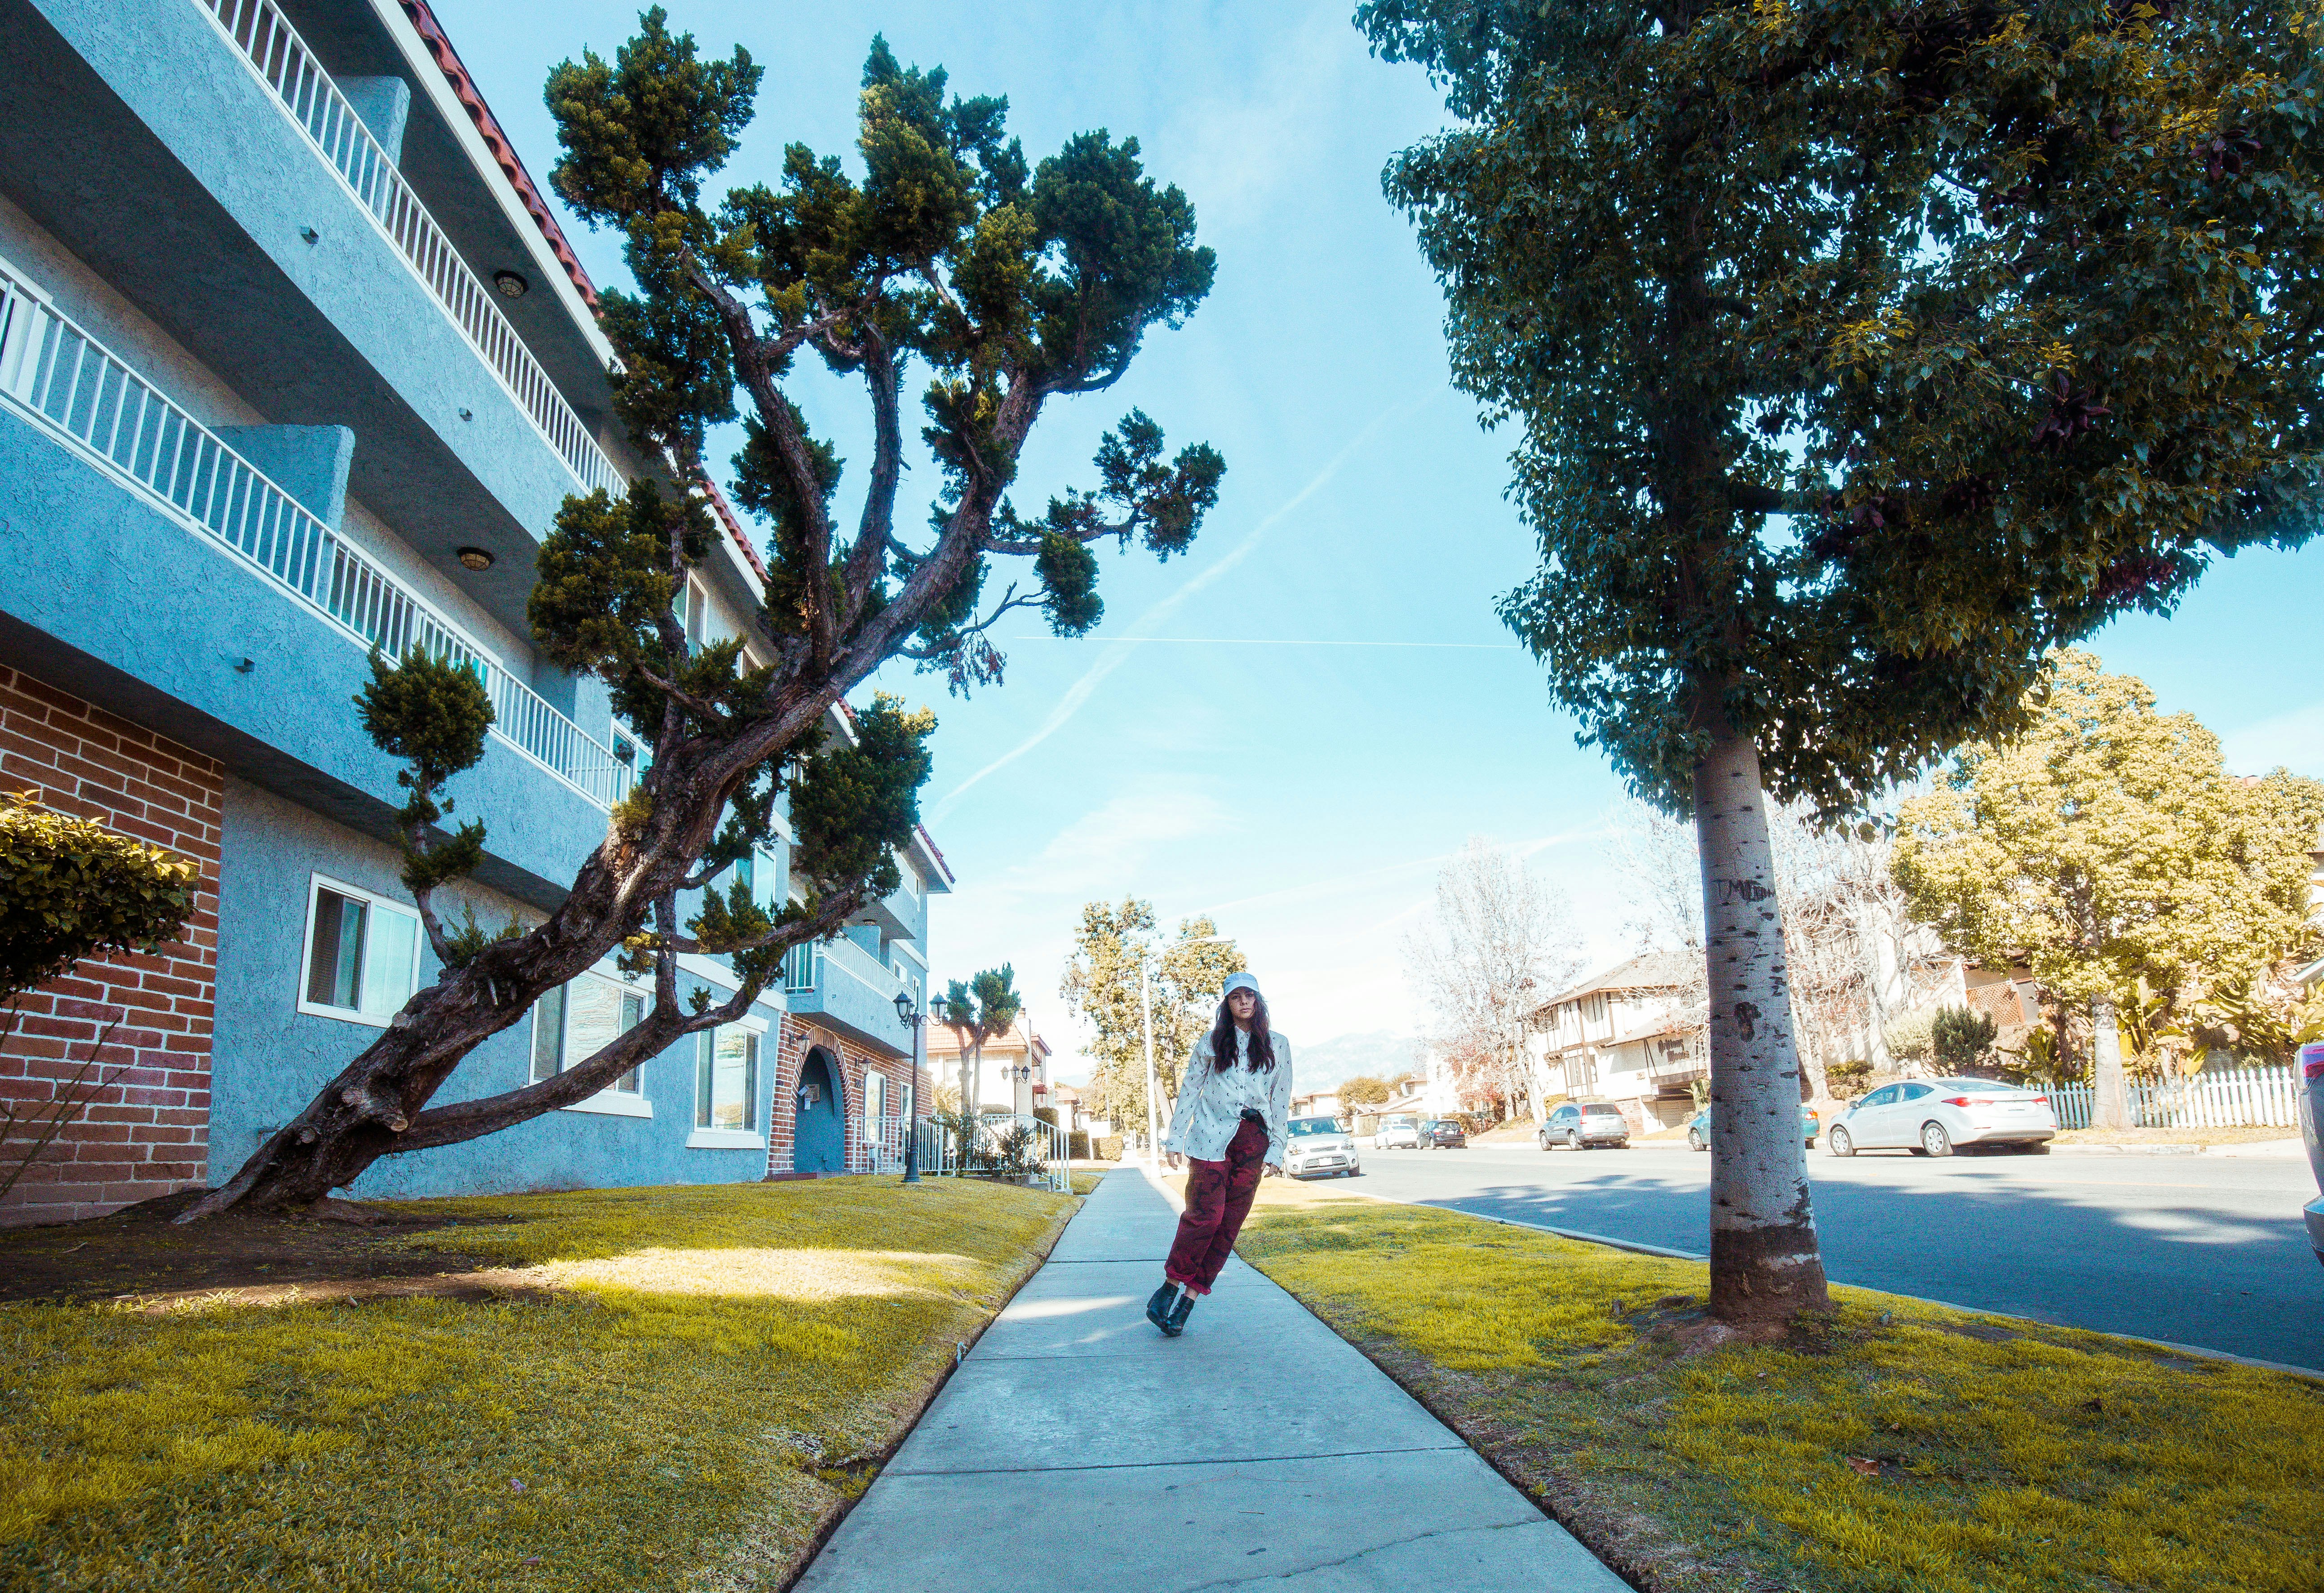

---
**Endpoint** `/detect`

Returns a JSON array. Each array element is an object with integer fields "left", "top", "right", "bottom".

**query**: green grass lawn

[
  {"left": 0, "top": 1176, "right": 1078, "bottom": 1593},
  {"left": 1235, "top": 1184, "right": 2324, "bottom": 1593}
]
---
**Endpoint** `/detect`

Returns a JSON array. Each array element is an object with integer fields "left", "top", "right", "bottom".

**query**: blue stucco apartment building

[{"left": 0, "top": 0, "right": 949, "bottom": 1224}]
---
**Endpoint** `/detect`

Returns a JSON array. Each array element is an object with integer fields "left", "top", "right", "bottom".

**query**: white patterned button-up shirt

[{"left": 1163, "top": 1028, "right": 1294, "bottom": 1166}]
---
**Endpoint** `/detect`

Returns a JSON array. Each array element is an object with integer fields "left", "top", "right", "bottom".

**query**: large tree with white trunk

[
  {"left": 184, "top": 15, "right": 1222, "bottom": 1216},
  {"left": 1362, "top": 0, "right": 2324, "bottom": 1326}
]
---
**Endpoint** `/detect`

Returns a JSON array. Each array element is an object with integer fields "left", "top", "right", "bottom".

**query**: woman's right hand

[{"left": 1165, "top": 1151, "right": 1184, "bottom": 1170}]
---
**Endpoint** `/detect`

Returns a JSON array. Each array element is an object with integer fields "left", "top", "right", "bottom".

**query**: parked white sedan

[{"left": 1826, "top": 1078, "right": 2057, "bottom": 1158}]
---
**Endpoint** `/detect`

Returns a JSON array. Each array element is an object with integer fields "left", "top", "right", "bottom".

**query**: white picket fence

[{"left": 2045, "top": 1064, "right": 2300, "bottom": 1131}]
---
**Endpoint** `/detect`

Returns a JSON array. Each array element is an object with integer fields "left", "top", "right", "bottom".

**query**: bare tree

[
  {"left": 1404, "top": 838, "right": 1583, "bottom": 1123},
  {"left": 1612, "top": 795, "right": 1928, "bottom": 1104}
]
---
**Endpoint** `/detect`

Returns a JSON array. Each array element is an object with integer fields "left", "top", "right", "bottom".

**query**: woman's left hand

[{"left": 1262, "top": 1162, "right": 1283, "bottom": 1178}]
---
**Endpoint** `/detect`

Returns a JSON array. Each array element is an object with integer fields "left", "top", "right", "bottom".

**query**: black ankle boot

[
  {"left": 1145, "top": 1280, "right": 1181, "bottom": 1334},
  {"left": 1163, "top": 1287, "right": 1197, "bottom": 1337}
]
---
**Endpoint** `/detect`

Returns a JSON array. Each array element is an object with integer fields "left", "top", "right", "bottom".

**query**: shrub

[
  {"left": 1825, "top": 1058, "right": 1874, "bottom": 1098},
  {"left": 1068, "top": 1130, "right": 1090, "bottom": 1160},
  {"left": 1093, "top": 1136, "right": 1124, "bottom": 1163},
  {"left": 0, "top": 791, "right": 199, "bottom": 999},
  {"left": 1033, "top": 1106, "right": 1059, "bottom": 1128},
  {"left": 1883, "top": 1008, "right": 1937, "bottom": 1065},
  {"left": 1933, "top": 1006, "right": 1999, "bottom": 1075}
]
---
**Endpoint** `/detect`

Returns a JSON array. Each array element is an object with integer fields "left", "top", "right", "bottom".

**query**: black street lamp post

[{"left": 893, "top": 989, "right": 926, "bottom": 1184}]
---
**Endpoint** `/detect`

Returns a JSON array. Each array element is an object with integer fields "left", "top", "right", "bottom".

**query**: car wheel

[
  {"left": 1569, "top": 1130, "right": 1584, "bottom": 1152},
  {"left": 1920, "top": 1121, "right": 1953, "bottom": 1158},
  {"left": 1828, "top": 1126, "right": 1854, "bottom": 1158},
  {"left": 1687, "top": 1129, "right": 1706, "bottom": 1152}
]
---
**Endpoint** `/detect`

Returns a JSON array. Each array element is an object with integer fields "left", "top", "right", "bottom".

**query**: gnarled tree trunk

[
  {"left": 2089, "top": 996, "right": 2132, "bottom": 1132},
  {"left": 1695, "top": 728, "right": 1832, "bottom": 1328}
]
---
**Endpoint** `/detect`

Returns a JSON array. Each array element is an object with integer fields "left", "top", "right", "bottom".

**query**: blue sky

[{"left": 439, "top": 0, "right": 2321, "bottom": 1079}]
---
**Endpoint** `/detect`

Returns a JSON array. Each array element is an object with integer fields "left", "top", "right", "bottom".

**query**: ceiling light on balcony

[
  {"left": 457, "top": 546, "right": 494, "bottom": 572},
  {"left": 493, "top": 270, "right": 529, "bottom": 299}
]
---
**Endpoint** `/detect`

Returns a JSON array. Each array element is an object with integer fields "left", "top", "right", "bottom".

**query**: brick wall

[
  {"left": 0, "top": 667, "right": 222, "bottom": 1226},
  {"left": 765, "top": 1014, "right": 917, "bottom": 1178}
]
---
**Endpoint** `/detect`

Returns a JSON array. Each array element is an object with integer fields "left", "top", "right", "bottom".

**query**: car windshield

[{"left": 1289, "top": 1119, "right": 1343, "bottom": 1137}]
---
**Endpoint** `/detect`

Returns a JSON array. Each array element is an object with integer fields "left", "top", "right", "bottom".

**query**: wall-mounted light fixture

[
  {"left": 456, "top": 546, "right": 494, "bottom": 571},
  {"left": 493, "top": 270, "right": 528, "bottom": 299}
]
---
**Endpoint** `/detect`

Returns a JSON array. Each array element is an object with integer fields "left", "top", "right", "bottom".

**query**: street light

[
  {"left": 892, "top": 989, "right": 925, "bottom": 1184},
  {"left": 1140, "top": 934, "right": 1231, "bottom": 1167}
]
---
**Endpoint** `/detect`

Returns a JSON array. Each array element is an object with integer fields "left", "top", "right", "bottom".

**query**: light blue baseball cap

[{"left": 1222, "top": 972, "right": 1261, "bottom": 1000}]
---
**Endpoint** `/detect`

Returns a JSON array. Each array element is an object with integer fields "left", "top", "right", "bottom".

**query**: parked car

[
  {"left": 1825, "top": 1078, "right": 2057, "bottom": 1157},
  {"left": 1285, "top": 1115, "right": 1362, "bottom": 1180},
  {"left": 1372, "top": 1114, "right": 1422, "bottom": 1149},
  {"left": 2299, "top": 1042, "right": 2324, "bottom": 1269},
  {"left": 1540, "top": 1100, "right": 1630, "bottom": 1150},
  {"left": 1686, "top": 1105, "right": 1818, "bottom": 1151},
  {"left": 1420, "top": 1118, "right": 1468, "bottom": 1149}
]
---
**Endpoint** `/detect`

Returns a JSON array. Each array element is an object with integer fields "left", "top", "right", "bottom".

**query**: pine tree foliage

[{"left": 186, "top": 10, "right": 1220, "bottom": 1215}]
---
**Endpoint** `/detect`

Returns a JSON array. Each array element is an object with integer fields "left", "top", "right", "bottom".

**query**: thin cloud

[{"left": 928, "top": 393, "right": 1433, "bottom": 821}]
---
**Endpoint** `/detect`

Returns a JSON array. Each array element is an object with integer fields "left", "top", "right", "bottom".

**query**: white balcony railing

[
  {"left": 192, "top": 0, "right": 624, "bottom": 501},
  {"left": 0, "top": 257, "right": 625, "bottom": 808}
]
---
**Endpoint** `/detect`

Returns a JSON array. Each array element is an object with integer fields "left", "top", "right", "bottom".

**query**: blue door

[{"left": 796, "top": 1048, "right": 845, "bottom": 1173}]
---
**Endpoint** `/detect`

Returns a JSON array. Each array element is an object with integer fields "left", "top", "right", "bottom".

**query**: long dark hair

[{"left": 1211, "top": 990, "right": 1276, "bottom": 1071}]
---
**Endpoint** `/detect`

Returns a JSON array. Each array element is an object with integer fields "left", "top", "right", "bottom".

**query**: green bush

[
  {"left": 1068, "top": 1130, "right": 1091, "bottom": 1160},
  {"left": 0, "top": 791, "right": 200, "bottom": 998},
  {"left": 1033, "top": 1106, "right": 1059, "bottom": 1129},
  {"left": 1882, "top": 1008, "right": 1937, "bottom": 1064},
  {"left": 1932, "top": 1006, "right": 1999, "bottom": 1074},
  {"left": 1825, "top": 1058, "right": 1874, "bottom": 1098},
  {"left": 1093, "top": 1136, "right": 1124, "bottom": 1163}
]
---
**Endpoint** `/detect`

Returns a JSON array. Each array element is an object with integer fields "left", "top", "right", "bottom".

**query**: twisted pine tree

[
  {"left": 1362, "top": 0, "right": 2324, "bottom": 1326},
  {"left": 188, "top": 14, "right": 1221, "bottom": 1216}
]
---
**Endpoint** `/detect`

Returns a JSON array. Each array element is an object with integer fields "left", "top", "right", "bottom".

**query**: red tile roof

[{"left": 395, "top": 1, "right": 600, "bottom": 310}]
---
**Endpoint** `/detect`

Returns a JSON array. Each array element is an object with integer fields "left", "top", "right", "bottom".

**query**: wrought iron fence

[
  {"left": 191, "top": 0, "right": 623, "bottom": 499},
  {"left": 0, "top": 257, "right": 624, "bottom": 807},
  {"left": 911, "top": 1112, "right": 1073, "bottom": 1194}
]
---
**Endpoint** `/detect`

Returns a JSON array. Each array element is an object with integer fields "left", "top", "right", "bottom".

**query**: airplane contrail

[{"left": 927, "top": 394, "right": 1433, "bottom": 821}]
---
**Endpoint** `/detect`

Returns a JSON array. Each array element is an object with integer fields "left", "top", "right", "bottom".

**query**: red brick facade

[
  {"left": 766, "top": 1014, "right": 918, "bottom": 1177},
  {"left": 0, "top": 667, "right": 222, "bottom": 1226}
]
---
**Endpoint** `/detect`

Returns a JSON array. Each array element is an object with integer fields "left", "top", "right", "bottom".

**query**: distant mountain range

[{"left": 1289, "top": 1030, "right": 1426, "bottom": 1092}]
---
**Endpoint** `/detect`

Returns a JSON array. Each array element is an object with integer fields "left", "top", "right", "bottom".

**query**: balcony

[
  {"left": 0, "top": 253, "right": 624, "bottom": 809},
  {"left": 195, "top": 0, "right": 621, "bottom": 501},
  {"left": 781, "top": 935, "right": 912, "bottom": 1057}
]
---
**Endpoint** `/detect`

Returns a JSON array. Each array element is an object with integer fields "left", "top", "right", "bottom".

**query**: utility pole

[{"left": 1140, "top": 965, "right": 1159, "bottom": 1165}]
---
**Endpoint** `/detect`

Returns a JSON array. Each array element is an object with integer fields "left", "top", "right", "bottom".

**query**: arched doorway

[{"left": 795, "top": 1047, "right": 845, "bottom": 1173}]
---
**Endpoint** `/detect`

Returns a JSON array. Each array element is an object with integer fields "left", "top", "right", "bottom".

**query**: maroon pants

[{"left": 1166, "top": 1117, "right": 1269, "bottom": 1293}]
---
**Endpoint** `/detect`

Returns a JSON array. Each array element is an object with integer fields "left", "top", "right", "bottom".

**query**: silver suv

[{"left": 1541, "top": 1100, "right": 1631, "bottom": 1150}]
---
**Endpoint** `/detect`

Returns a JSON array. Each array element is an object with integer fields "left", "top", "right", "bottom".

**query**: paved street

[{"left": 1339, "top": 1140, "right": 2323, "bottom": 1371}]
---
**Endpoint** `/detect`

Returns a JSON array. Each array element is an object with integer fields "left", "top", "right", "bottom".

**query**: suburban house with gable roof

[{"left": 1526, "top": 954, "right": 1705, "bottom": 1132}]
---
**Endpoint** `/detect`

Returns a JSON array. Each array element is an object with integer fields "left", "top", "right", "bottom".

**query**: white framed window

[
  {"left": 532, "top": 971, "right": 652, "bottom": 1116},
  {"left": 689, "top": 1019, "right": 766, "bottom": 1148},
  {"left": 730, "top": 845, "right": 783, "bottom": 913},
  {"left": 298, "top": 875, "right": 421, "bottom": 1027},
  {"left": 865, "top": 1069, "right": 887, "bottom": 1123}
]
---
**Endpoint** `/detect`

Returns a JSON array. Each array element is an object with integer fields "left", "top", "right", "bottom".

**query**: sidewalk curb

[
  {"left": 1320, "top": 1185, "right": 2324, "bottom": 1386},
  {"left": 2051, "top": 1140, "right": 2305, "bottom": 1157}
]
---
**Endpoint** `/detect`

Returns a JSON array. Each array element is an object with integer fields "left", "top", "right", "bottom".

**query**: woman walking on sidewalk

[{"left": 1147, "top": 972, "right": 1292, "bottom": 1337}]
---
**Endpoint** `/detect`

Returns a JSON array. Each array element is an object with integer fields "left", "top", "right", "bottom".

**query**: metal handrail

[
  {"left": 0, "top": 258, "right": 624, "bottom": 808},
  {"left": 192, "top": 0, "right": 623, "bottom": 500},
  {"left": 913, "top": 1111, "right": 1072, "bottom": 1194}
]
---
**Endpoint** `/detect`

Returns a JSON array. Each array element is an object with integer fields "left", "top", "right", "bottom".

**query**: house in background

[
  {"left": 0, "top": 0, "right": 945, "bottom": 1222},
  {"left": 924, "top": 1019, "right": 1052, "bottom": 1118},
  {"left": 1527, "top": 954, "right": 1704, "bottom": 1132},
  {"left": 1290, "top": 1089, "right": 1342, "bottom": 1119}
]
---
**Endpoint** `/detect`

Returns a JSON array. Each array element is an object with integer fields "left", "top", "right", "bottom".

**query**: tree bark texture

[
  {"left": 2089, "top": 997, "right": 2133, "bottom": 1132},
  {"left": 1695, "top": 730, "right": 1833, "bottom": 1327}
]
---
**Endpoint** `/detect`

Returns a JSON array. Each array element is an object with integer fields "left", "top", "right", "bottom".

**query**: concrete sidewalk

[{"left": 795, "top": 1169, "right": 1628, "bottom": 1592}]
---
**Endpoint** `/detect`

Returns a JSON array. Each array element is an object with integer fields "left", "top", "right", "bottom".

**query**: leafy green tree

[
  {"left": 1362, "top": 0, "right": 2324, "bottom": 1326},
  {"left": 1059, "top": 900, "right": 1244, "bottom": 1140},
  {"left": 936, "top": 964, "right": 1022, "bottom": 1125},
  {"left": 1338, "top": 1074, "right": 1393, "bottom": 1113},
  {"left": 189, "top": 13, "right": 1220, "bottom": 1216},
  {"left": 1895, "top": 652, "right": 2324, "bottom": 1128}
]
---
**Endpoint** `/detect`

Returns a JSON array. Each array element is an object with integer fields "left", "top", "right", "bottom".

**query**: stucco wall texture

[{"left": 0, "top": 666, "right": 222, "bottom": 1226}]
